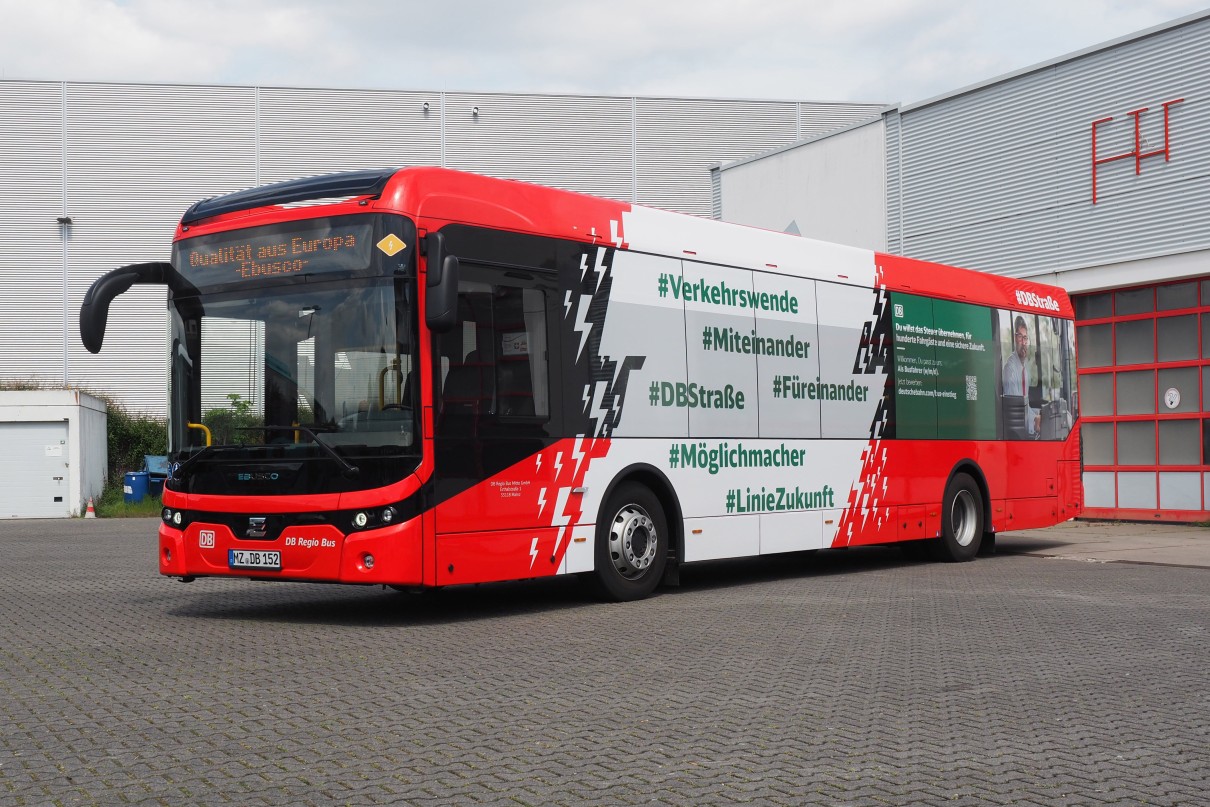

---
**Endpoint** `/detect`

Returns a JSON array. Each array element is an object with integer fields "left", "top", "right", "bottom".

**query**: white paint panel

[
  {"left": 815, "top": 283, "right": 884, "bottom": 438},
  {"left": 682, "top": 515, "right": 760, "bottom": 562},
  {"left": 620, "top": 205, "right": 878, "bottom": 285},
  {"left": 682, "top": 262, "right": 758, "bottom": 437},
  {"left": 600, "top": 251, "right": 688, "bottom": 438},
  {"left": 760, "top": 509, "right": 825, "bottom": 553},
  {"left": 561, "top": 525, "right": 596, "bottom": 574},
  {"left": 754, "top": 273, "right": 821, "bottom": 438}
]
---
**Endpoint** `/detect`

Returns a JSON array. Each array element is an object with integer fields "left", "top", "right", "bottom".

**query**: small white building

[{"left": 0, "top": 390, "right": 107, "bottom": 518}]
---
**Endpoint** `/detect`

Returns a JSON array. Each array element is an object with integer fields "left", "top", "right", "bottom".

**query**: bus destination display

[{"left": 176, "top": 220, "right": 375, "bottom": 289}]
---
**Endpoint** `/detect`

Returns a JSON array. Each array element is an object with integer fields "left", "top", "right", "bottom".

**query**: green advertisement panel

[
  {"left": 891, "top": 294, "right": 938, "bottom": 439},
  {"left": 892, "top": 294, "right": 997, "bottom": 440},
  {"left": 932, "top": 298, "right": 997, "bottom": 440}
]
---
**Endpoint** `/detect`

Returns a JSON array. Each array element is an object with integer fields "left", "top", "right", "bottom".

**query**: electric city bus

[{"left": 80, "top": 167, "right": 1081, "bottom": 601}]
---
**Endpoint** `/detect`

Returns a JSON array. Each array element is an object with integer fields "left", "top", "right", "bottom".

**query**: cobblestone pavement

[{"left": 1, "top": 518, "right": 1207, "bottom": 806}]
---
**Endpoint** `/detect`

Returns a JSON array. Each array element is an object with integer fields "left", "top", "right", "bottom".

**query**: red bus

[{"left": 81, "top": 167, "right": 1082, "bottom": 601}]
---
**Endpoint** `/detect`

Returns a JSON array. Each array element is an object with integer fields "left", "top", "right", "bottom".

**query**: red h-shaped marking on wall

[{"left": 1091, "top": 98, "right": 1183, "bottom": 204}]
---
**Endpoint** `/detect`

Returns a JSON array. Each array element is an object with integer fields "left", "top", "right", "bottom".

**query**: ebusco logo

[
  {"left": 237, "top": 472, "right": 280, "bottom": 481},
  {"left": 1014, "top": 289, "right": 1061, "bottom": 312}
]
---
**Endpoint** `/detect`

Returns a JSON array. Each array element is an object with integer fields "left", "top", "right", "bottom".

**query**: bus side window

[
  {"left": 496, "top": 287, "right": 549, "bottom": 419},
  {"left": 438, "top": 280, "right": 549, "bottom": 436}
]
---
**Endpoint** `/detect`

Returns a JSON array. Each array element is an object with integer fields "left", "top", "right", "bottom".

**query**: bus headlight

[
  {"left": 381, "top": 506, "right": 397, "bottom": 524},
  {"left": 353, "top": 511, "right": 369, "bottom": 529}
]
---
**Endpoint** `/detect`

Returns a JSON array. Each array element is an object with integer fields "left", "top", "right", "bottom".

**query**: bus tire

[
  {"left": 592, "top": 482, "right": 668, "bottom": 602},
  {"left": 930, "top": 472, "right": 983, "bottom": 562}
]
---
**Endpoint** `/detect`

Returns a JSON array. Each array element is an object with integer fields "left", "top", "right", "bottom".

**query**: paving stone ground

[{"left": 0, "top": 518, "right": 1206, "bottom": 806}]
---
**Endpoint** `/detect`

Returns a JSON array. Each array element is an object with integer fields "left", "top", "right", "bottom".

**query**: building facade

[
  {"left": 715, "top": 11, "right": 1210, "bottom": 522},
  {"left": 0, "top": 81, "right": 882, "bottom": 416}
]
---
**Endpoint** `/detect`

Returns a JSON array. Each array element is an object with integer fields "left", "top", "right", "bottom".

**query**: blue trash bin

[
  {"left": 123, "top": 471, "right": 150, "bottom": 504},
  {"left": 144, "top": 455, "right": 168, "bottom": 497}
]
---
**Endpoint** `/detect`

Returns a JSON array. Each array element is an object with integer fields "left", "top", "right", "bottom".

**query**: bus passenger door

[{"left": 431, "top": 263, "right": 564, "bottom": 585}]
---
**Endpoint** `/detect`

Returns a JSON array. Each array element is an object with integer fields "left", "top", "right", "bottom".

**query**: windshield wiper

[{"left": 236, "top": 425, "right": 360, "bottom": 478}]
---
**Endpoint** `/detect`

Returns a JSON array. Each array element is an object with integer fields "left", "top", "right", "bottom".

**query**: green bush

[
  {"left": 201, "top": 393, "right": 264, "bottom": 445},
  {"left": 100, "top": 396, "right": 168, "bottom": 486}
]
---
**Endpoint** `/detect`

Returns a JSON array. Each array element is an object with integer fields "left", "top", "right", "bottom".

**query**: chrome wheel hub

[{"left": 608, "top": 504, "right": 657, "bottom": 579}]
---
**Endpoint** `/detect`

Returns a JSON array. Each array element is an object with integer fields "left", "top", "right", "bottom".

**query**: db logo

[{"left": 199, "top": 530, "right": 216, "bottom": 548}]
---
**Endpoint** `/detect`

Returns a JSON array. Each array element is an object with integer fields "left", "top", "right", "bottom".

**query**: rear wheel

[
  {"left": 592, "top": 482, "right": 668, "bottom": 602},
  {"left": 930, "top": 472, "right": 983, "bottom": 562}
]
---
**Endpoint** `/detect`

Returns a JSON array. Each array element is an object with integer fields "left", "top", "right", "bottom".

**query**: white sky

[{"left": 0, "top": 1, "right": 1205, "bottom": 104}]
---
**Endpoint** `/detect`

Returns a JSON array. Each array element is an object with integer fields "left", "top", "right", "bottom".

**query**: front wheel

[
  {"left": 591, "top": 482, "right": 668, "bottom": 602},
  {"left": 930, "top": 472, "right": 983, "bottom": 562}
]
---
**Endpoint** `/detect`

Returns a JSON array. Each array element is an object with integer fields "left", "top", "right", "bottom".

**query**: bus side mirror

[
  {"left": 425, "top": 232, "right": 459, "bottom": 333},
  {"left": 79, "top": 262, "right": 171, "bottom": 354}
]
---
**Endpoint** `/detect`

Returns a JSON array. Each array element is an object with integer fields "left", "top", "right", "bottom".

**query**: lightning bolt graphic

[
  {"left": 535, "top": 454, "right": 543, "bottom": 474},
  {"left": 528, "top": 536, "right": 539, "bottom": 569},
  {"left": 537, "top": 486, "right": 548, "bottom": 516},
  {"left": 593, "top": 247, "right": 608, "bottom": 293},
  {"left": 573, "top": 294, "right": 592, "bottom": 361}
]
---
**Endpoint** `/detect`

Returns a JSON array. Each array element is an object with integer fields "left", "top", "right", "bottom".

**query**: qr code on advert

[{"left": 965, "top": 375, "right": 978, "bottom": 401}]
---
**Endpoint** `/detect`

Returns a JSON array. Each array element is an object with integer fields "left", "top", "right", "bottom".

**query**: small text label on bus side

[
  {"left": 1014, "top": 290, "right": 1061, "bottom": 312},
  {"left": 648, "top": 380, "right": 745, "bottom": 410},
  {"left": 283, "top": 536, "right": 336, "bottom": 549},
  {"left": 668, "top": 441, "right": 807, "bottom": 474},
  {"left": 725, "top": 485, "right": 836, "bottom": 513},
  {"left": 657, "top": 273, "right": 799, "bottom": 313}
]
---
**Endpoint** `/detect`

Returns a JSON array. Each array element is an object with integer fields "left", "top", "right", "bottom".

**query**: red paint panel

[
  {"left": 896, "top": 504, "right": 931, "bottom": 541},
  {"left": 339, "top": 518, "right": 424, "bottom": 585},
  {"left": 183, "top": 492, "right": 344, "bottom": 515},
  {"left": 158, "top": 524, "right": 187, "bottom": 576},
  {"left": 835, "top": 438, "right": 1075, "bottom": 547},
  {"left": 158, "top": 516, "right": 422, "bottom": 584},
  {"left": 169, "top": 522, "right": 345, "bottom": 579},
  {"left": 1004, "top": 497, "right": 1060, "bottom": 532},
  {"left": 175, "top": 167, "right": 633, "bottom": 253},
  {"left": 435, "top": 438, "right": 608, "bottom": 535},
  {"left": 878, "top": 253, "right": 1074, "bottom": 318},
  {"left": 436, "top": 527, "right": 562, "bottom": 586}
]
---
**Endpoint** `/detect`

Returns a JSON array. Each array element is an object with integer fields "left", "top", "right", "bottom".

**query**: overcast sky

[{"left": 0, "top": 1, "right": 1205, "bottom": 104}]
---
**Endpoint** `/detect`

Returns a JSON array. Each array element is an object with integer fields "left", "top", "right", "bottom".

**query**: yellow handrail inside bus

[
  {"left": 187, "top": 422, "right": 212, "bottom": 447},
  {"left": 378, "top": 359, "right": 403, "bottom": 408}
]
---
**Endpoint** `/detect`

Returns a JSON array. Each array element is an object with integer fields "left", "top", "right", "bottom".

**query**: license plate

[{"left": 228, "top": 549, "right": 281, "bottom": 570}]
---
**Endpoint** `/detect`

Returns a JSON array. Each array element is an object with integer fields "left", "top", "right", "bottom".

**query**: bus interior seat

[{"left": 1001, "top": 394, "right": 1028, "bottom": 440}]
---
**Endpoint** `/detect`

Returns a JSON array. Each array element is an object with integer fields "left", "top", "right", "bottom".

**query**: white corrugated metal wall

[
  {"left": 895, "top": 14, "right": 1210, "bottom": 278},
  {"left": 0, "top": 80, "right": 881, "bottom": 415},
  {"left": 0, "top": 83, "right": 63, "bottom": 382}
]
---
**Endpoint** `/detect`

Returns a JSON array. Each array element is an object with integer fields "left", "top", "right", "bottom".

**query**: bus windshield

[{"left": 168, "top": 277, "right": 420, "bottom": 494}]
